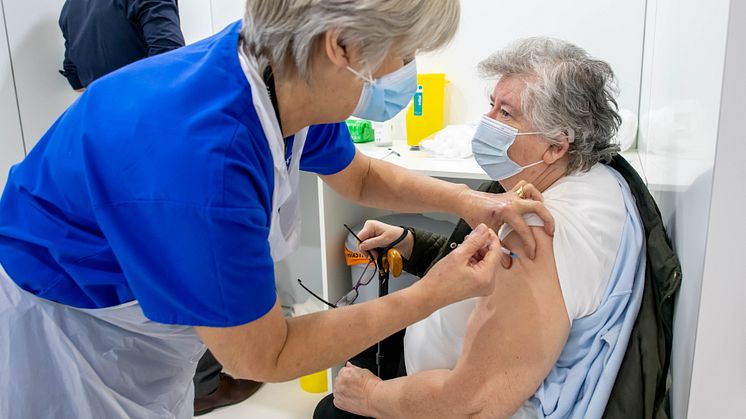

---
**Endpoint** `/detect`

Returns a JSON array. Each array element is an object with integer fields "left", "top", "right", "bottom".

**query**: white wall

[
  {"left": 178, "top": 0, "right": 648, "bottom": 129},
  {"left": 417, "top": 0, "right": 646, "bottom": 125},
  {"left": 3, "top": 0, "right": 77, "bottom": 152},
  {"left": 209, "top": 0, "right": 245, "bottom": 31},
  {"left": 637, "top": 0, "right": 744, "bottom": 417},
  {"left": 685, "top": 1, "right": 746, "bottom": 417},
  {"left": 0, "top": 1, "right": 25, "bottom": 190},
  {"left": 0, "top": 0, "right": 243, "bottom": 159},
  {"left": 179, "top": 0, "right": 213, "bottom": 45},
  {"left": 179, "top": 0, "right": 244, "bottom": 45}
]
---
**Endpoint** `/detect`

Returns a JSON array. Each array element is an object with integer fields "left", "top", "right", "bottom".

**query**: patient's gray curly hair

[
  {"left": 241, "top": 0, "right": 460, "bottom": 80},
  {"left": 479, "top": 38, "right": 622, "bottom": 174}
]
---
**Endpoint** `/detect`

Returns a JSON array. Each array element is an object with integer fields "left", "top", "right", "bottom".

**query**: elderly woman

[
  {"left": 315, "top": 38, "right": 646, "bottom": 419},
  {"left": 0, "top": 2, "right": 560, "bottom": 418}
]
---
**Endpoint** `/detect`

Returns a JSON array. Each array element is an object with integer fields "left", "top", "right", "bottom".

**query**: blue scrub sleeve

[
  {"left": 94, "top": 201, "right": 276, "bottom": 327},
  {"left": 300, "top": 122, "right": 356, "bottom": 175}
]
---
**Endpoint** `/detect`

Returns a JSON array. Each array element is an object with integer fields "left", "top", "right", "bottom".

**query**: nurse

[{"left": 0, "top": 1, "right": 552, "bottom": 418}]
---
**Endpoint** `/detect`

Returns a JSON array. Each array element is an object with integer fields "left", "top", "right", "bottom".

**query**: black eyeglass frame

[
  {"left": 297, "top": 259, "right": 376, "bottom": 309},
  {"left": 296, "top": 224, "right": 410, "bottom": 309}
]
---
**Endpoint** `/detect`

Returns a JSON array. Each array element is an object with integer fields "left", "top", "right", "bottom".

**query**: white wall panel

[
  {"left": 179, "top": 0, "right": 213, "bottom": 45},
  {"left": 0, "top": 1, "right": 24, "bottom": 190},
  {"left": 636, "top": 0, "right": 732, "bottom": 416},
  {"left": 3, "top": 0, "right": 77, "bottom": 152},
  {"left": 187, "top": 0, "right": 647, "bottom": 129},
  {"left": 417, "top": 0, "right": 646, "bottom": 125},
  {"left": 210, "top": 0, "right": 245, "bottom": 32},
  {"left": 686, "top": 1, "right": 746, "bottom": 417},
  {"left": 180, "top": 0, "right": 243, "bottom": 46}
]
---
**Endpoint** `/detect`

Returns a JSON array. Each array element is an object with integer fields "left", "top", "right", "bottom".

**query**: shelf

[
  {"left": 355, "top": 140, "right": 489, "bottom": 180},
  {"left": 639, "top": 152, "right": 712, "bottom": 192}
]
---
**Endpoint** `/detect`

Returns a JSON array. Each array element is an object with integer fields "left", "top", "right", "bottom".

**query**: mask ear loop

[
  {"left": 520, "top": 160, "right": 545, "bottom": 171},
  {"left": 517, "top": 132, "right": 569, "bottom": 170},
  {"left": 338, "top": 35, "right": 373, "bottom": 83},
  {"left": 346, "top": 65, "right": 374, "bottom": 84}
]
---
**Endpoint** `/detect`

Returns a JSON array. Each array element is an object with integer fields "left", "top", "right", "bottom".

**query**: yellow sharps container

[
  {"left": 406, "top": 73, "right": 447, "bottom": 148},
  {"left": 299, "top": 370, "right": 328, "bottom": 393}
]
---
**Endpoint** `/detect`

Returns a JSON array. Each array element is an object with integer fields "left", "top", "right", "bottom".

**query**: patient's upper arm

[{"left": 448, "top": 226, "right": 570, "bottom": 418}]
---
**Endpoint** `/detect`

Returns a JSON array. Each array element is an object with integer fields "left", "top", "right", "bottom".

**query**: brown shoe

[{"left": 194, "top": 373, "right": 263, "bottom": 416}]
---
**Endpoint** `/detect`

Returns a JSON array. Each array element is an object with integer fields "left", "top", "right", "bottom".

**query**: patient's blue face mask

[
  {"left": 472, "top": 115, "right": 546, "bottom": 181},
  {"left": 348, "top": 60, "right": 417, "bottom": 122}
]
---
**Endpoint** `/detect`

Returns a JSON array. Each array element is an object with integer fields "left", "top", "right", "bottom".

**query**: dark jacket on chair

[{"left": 403, "top": 155, "right": 681, "bottom": 419}]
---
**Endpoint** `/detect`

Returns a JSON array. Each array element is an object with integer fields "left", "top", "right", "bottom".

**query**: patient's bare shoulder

[{"left": 451, "top": 226, "right": 570, "bottom": 417}]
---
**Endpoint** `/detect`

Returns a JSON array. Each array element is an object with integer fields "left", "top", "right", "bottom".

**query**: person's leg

[
  {"left": 378, "top": 329, "right": 406, "bottom": 380},
  {"left": 194, "top": 350, "right": 222, "bottom": 398},
  {"left": 193, "top": 350, "right": 263, "bottom": 416}
]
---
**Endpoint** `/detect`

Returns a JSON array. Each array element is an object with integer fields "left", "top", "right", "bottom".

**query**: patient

[{"left": 314, "top": 37, "right": 647, "bottom": 419}]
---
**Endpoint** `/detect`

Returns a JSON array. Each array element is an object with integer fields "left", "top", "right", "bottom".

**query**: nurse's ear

[{"left": 323, "top": 30, "right": 361, "bottom": 70}]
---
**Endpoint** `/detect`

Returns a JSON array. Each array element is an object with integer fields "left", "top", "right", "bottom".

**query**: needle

[{"left": 500, "top": 246, "right": 519, "bottom": 259}]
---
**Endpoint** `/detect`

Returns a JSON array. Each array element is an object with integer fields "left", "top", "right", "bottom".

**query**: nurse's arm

[
  {"left": 337, "top": 227, "right": 569, "bottom": 419},
  {"left": 321, "top": 150, "right": 554, "bottom": 259},
  {"left": 196, "top": 225, "right": 504, "bottom": 383}
]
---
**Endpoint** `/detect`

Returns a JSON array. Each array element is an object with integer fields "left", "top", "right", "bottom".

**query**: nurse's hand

[
  {"left": 458, "top": 181, "right": 554, "bottom": 259},
  {"left": 420, "top": 224, "right": 507, "bottom": 306},
  {"left": 333, "top": 362, "right": 381, "bottom": 417}
]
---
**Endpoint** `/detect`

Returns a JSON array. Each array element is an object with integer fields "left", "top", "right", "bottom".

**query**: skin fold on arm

[{"left": 340, "top": 226, "right": 571, "bottom": 419}]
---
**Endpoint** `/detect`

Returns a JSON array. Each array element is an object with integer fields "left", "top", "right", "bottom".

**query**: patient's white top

[{"left": 404, "top": 164, "right": 627, "bottom": 417}]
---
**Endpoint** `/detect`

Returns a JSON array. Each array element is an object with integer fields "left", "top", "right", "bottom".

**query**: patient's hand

[
  {"left": 333, "top": 362, "right": 381, "bottom": 417},
  {"left": 357, "top": 220, "right": 414, "bottom": 259}
]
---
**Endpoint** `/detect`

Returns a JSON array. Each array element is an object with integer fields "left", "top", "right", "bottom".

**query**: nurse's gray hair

[
  {"left": 241, "top": 0, "right": 459, "bottom": 80},
  {"left": 479, "top": 38, "right": 622, "bottom": 174}
]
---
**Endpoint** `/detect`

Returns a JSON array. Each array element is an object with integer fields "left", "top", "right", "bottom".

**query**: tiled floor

[{"left": 199, "top": 379, "right": 328, "bottom": 419}]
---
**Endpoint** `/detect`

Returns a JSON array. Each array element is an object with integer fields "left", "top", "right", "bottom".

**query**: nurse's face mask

[
  {"left": 347, "top": 59, "right": 417, "bottom": 122},
  {"left": 472, "top": 115, "right": 554, "bottom": 181}
]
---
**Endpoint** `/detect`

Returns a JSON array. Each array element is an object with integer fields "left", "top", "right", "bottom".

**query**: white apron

[
  {"left": 237, "top": 42, "right": 308, "bottom": 263},
  {"left": 0, "top": 265, "right": 206, "bottom": 419},
  {"left": 0, "top": 49, "right": 306, "bottom": 419}
]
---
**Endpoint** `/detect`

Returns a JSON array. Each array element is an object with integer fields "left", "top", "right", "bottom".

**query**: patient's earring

[{"left": 383, "top": 248, "right": 403, "bottom": 277}]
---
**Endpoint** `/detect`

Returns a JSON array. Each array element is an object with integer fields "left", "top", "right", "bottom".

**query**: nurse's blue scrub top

[{"left": 0, "top": 22, "right": 355, "bottom": 327}]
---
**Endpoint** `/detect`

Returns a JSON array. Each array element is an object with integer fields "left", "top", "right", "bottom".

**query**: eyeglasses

[
  {"left": 297, "top": 224, "right": 378, "bottom": 309},
  {"left": 338, "top": 259, "right": 378, "bottom": 306},
  {"left": 297, "top": 260, "right": 377, "bottom": 309}
]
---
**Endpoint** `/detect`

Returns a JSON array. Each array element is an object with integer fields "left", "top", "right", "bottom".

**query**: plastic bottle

[
  {"left": 373, "top": 120, "right": 393, "bottom": 147},
  {"left": 406, "top": 74, "right": 447, "bottom": 149}
]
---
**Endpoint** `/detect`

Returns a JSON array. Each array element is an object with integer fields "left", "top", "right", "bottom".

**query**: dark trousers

[
  {"left": 194, "top": 349, "right": 223, "bottom": 398},
  {"left": 313, "top": 330, "right": 407, "bottom": 419}
]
